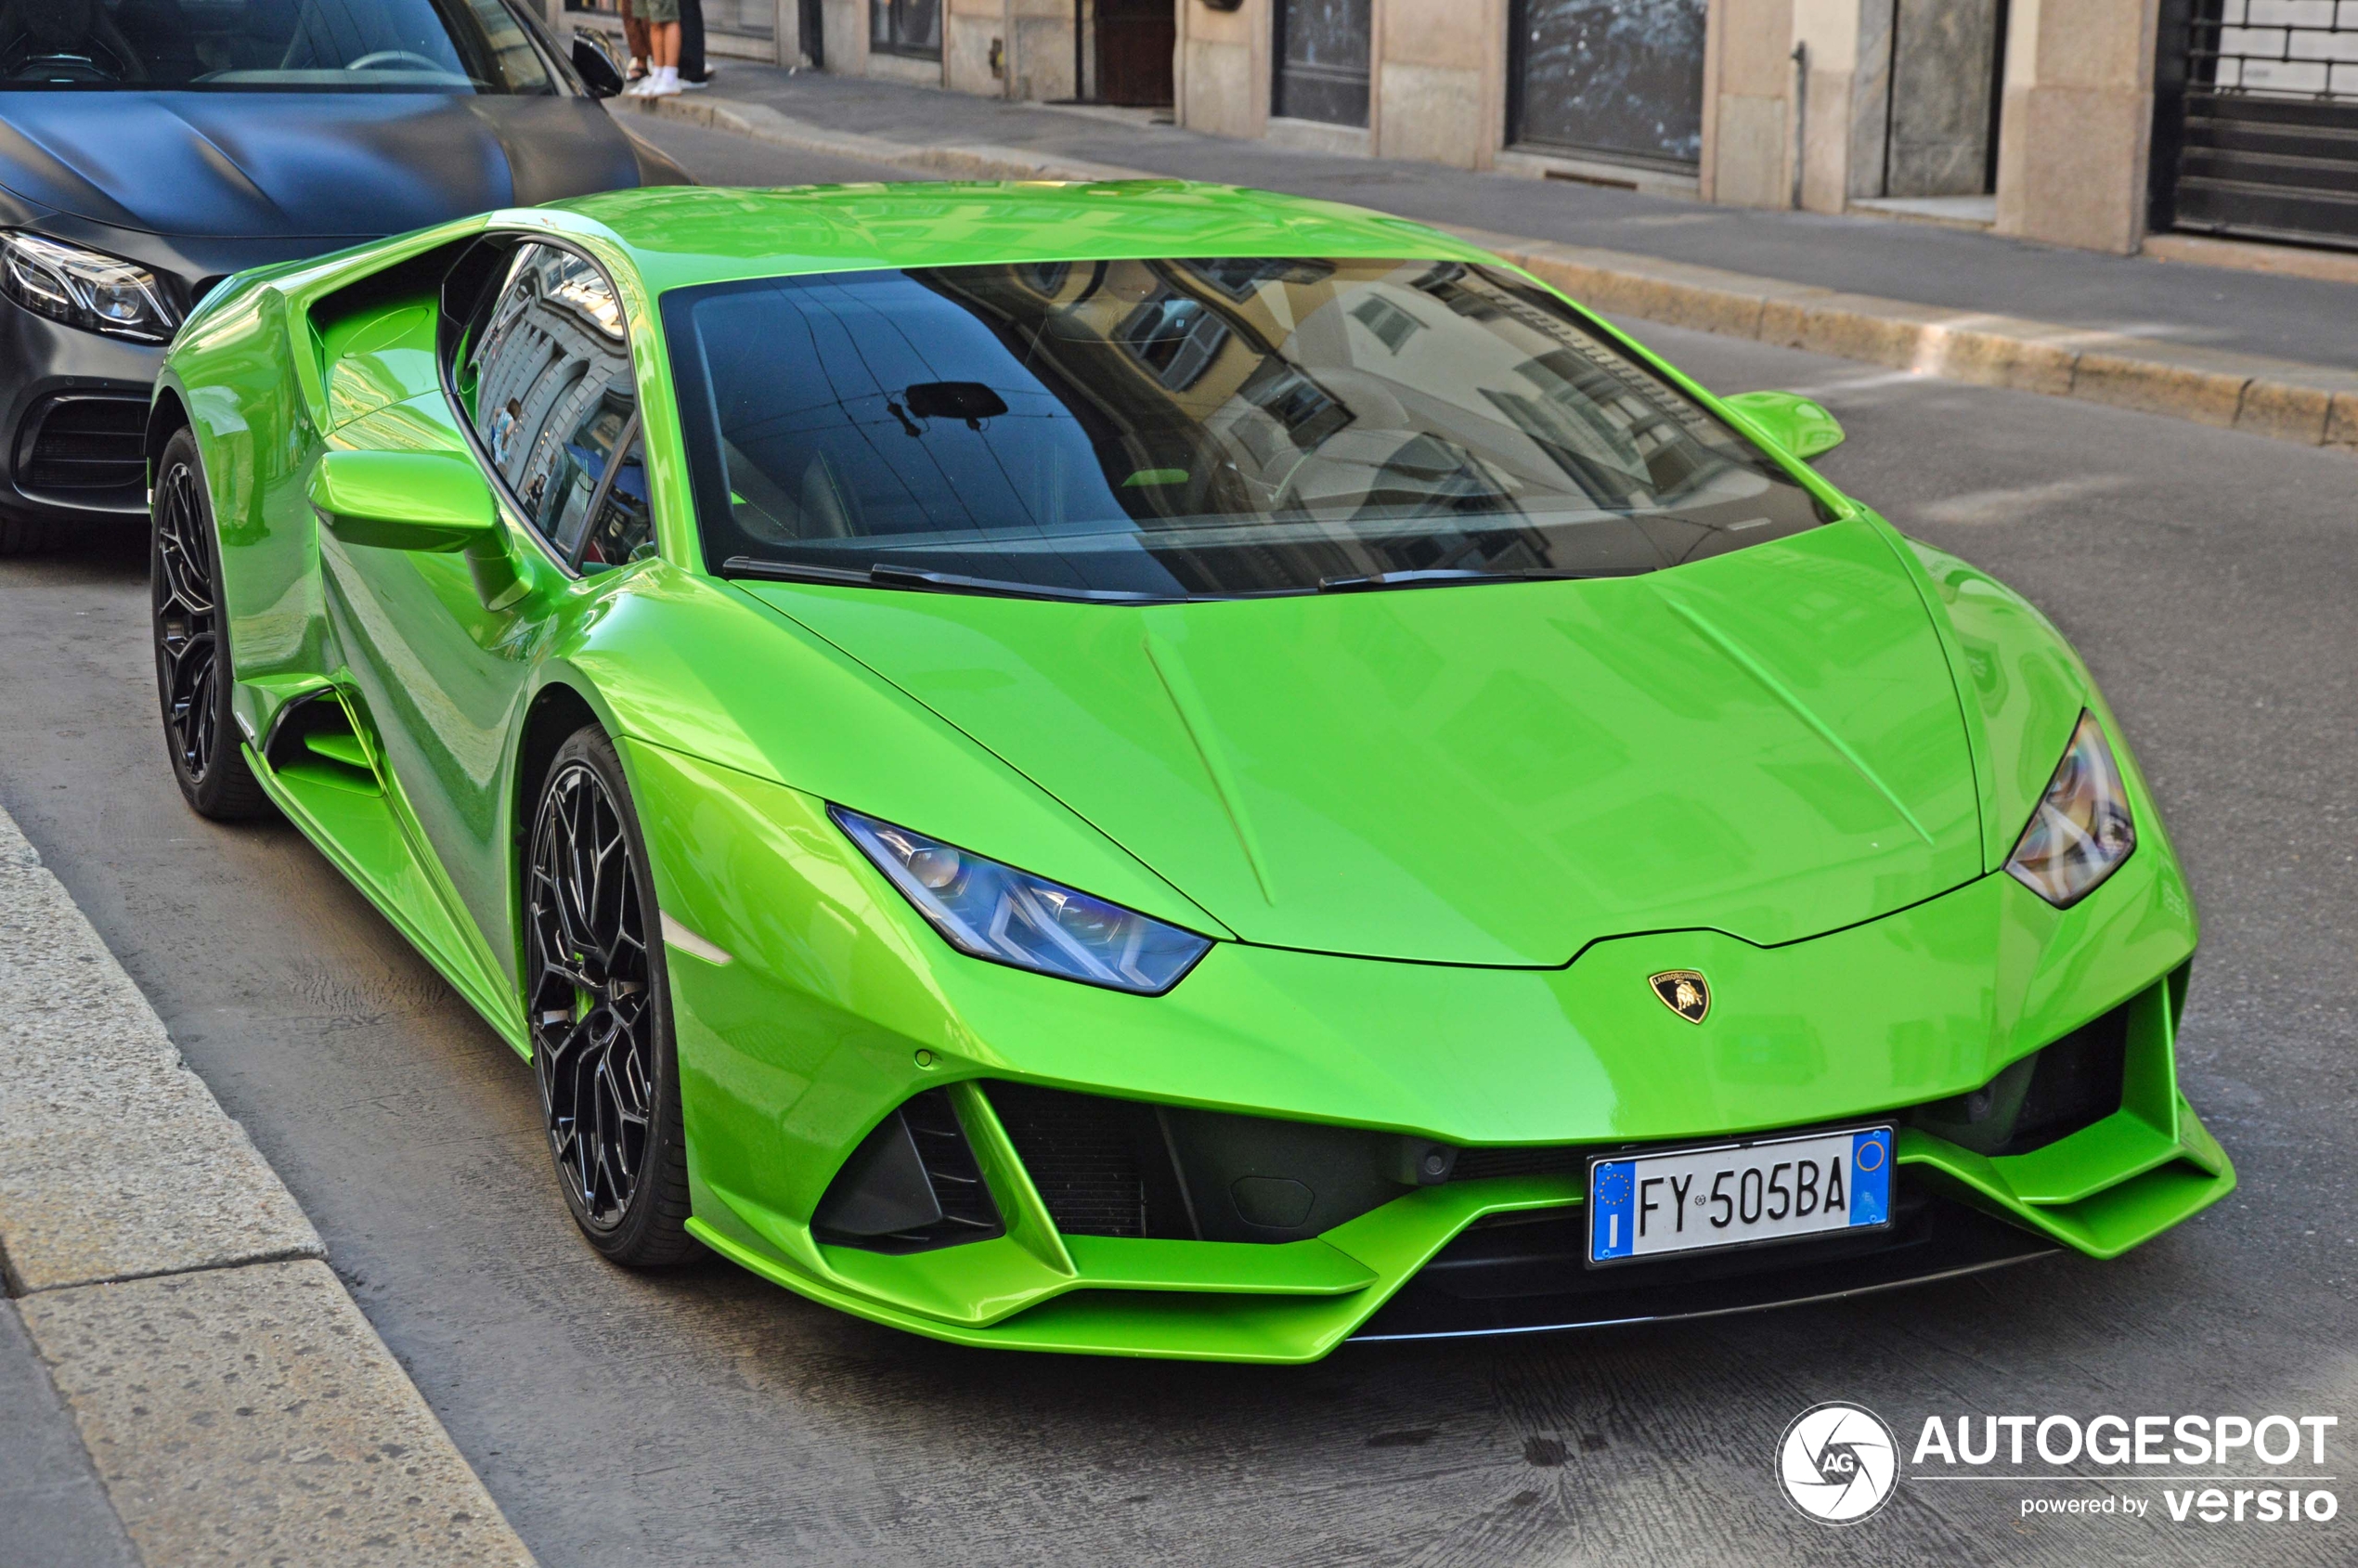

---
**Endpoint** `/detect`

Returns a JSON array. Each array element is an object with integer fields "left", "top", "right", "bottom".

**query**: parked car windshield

[
  {"left": 667, "top": 257, "right": 1829, "bottom": 601},
  {"left": 1, "top": 0, "right": 555, "bottom": 93}
]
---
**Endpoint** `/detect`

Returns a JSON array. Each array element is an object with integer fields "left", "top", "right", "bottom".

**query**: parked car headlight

[
  {"left": 2005, "top": 711, "right": 2136, "bottom": 907},
  {"left": 0, "top": 230, "right": 180, "bottom": 343},
  {"left": 832, "top": 806, "right": 1212, "bottom": 994}
]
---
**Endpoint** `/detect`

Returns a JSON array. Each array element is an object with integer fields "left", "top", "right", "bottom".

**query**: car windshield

[
  {"left": 0, "top": 0, "right": 554, "bottom": 93},
  {"left": 667, "top": 257, "right": 1829, "bottom": 601}
]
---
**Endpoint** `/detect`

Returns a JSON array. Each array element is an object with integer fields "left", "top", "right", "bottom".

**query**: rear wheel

[
  {"left": 151, "top": 428, "right": 266, "bottom": 820},
  {"left": 526, "top": 726, "right": 696, "bottom": 1265}
]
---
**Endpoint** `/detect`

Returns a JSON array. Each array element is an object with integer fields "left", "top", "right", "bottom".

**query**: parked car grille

[{"left": 17, "top": 395, "right": 148, "bottom": 500}]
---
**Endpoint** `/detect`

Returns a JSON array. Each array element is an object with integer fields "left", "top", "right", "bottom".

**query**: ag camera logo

[{"left": 1779, "top": 1402, "right": 1900, "bottom": 1524}]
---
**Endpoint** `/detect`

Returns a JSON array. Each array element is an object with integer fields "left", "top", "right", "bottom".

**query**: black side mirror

[{"left": 572, "top": 31, "right": 626, "bottom": 98}]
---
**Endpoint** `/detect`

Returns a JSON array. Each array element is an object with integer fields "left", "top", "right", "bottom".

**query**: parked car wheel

[
  {"left": 527, "top": 726, "right": 697, "bottom": 1265},
  {"left": 151, "top": 428, "right": 266, "bottom": 821}
]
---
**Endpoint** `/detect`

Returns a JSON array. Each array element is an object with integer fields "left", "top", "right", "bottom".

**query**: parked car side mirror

[
  {"left": 572, "top": 31, "right": 627, "bottom": 98},
  {"left": 1721, "top": 390, "right": 1846, "bottom": 462},
  {"left": 308, "top": 450, "right": 525, "bottom": 610}
]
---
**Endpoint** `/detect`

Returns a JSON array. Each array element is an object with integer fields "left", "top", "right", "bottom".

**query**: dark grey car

[{"left": 0, "top": 0, "right": 681, "bottom": 551}]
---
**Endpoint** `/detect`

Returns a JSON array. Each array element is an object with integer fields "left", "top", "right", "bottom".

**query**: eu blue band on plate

[
  {"left": 1849, "top": 1127, "right": 1893, "bottom": 1227},
  {"left": 1591, "top": 1160, "right": 1636, "bottom": 1261}
]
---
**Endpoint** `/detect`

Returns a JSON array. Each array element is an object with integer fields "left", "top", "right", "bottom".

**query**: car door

[{"left": 319, "top": 239, "right": 654, "bottom": 988}]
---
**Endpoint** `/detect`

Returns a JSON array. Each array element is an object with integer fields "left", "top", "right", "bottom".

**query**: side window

[{"left": 462, "top": 242, "right": 646, "bottom": 571}]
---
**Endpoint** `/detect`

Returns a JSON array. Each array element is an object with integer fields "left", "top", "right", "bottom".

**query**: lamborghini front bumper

[{"left": 630, "top": 744, "right": 2234, "bottom": 1363}]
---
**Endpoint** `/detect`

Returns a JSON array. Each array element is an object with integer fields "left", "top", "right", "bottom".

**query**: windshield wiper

[
  {"left": 719, "top": 559, "right": 876, "bottom": 589},
  {"left": 721, "top": 557, "right": 1182, "bottom": 603},
  {"left": 1315, "top": 566, "right": 1636, "bottom": 592},
  {"left": 869, "top": 565, "right": 1182, "bottom": 603}
]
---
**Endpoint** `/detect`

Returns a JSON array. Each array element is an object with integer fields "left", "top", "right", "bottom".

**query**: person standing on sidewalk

[
  {"left": 678, "top": 0, "right": 712, "bottom": 89},
  {"left": 626, "top": 0, "right": 681, "bottom": 96},
  {"left": 618, "top": 0, "right": 653, "bottom": 83}
]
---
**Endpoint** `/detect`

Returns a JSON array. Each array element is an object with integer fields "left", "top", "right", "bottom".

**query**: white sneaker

[
  {"left": 644, "top": 67, "right": 680, "bottom": 97},
  {"left": 680, "top": 74, "right": 708, "bottom": 90}
]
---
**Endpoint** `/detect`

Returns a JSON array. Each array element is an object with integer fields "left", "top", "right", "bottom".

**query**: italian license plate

[{"left": 1587, "top": 1126, "right": 1893, "bottom": 1265}]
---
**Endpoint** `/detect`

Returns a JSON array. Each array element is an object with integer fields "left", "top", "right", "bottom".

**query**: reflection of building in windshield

[
  {"left": 918, "top": 256, "right": 1582, "bottom": 588},
  {"left": 687, "top": 254, "right": 1820, "bottom": 598}
]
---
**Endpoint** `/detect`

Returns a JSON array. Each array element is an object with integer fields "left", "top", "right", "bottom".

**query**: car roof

[{"left": 550, "top": 180, "right": 1496, "bottom": 296}]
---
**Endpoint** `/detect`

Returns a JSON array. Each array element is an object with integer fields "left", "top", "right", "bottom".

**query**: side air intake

[{"left": 812, "top": 1089, "right": 1004, "bottom": 1253}]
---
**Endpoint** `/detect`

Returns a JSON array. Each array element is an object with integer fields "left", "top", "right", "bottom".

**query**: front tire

[
  {"left": 151, "top": 428, "right": 266, "bottom": 821},
  {"left": 526, "top": 726, "right": 696, "bottom": 1266}
]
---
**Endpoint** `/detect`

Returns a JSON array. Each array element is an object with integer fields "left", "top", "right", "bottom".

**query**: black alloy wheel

[
  {"left": 526, "top": 726, "right": 694, "bottom": 1264},
  {"left": 151, "top": 428, "right": 266, "bottom": 820}
]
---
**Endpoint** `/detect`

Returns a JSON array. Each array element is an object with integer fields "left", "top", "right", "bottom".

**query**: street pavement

[
  {"left": 0, "top": 124, "right": 2352, "bottom": 1568},
  {"left": 627, "top": 63, "right": 2358, "bottom": 372}
]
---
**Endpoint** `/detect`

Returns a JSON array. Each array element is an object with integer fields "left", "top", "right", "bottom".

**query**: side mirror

[
  {"left": 1721, "top": 390, "right": 1846, "bottom": 462},
  {"left": 572, "top": 31, "right": 627, "bottom": 98},
  {"left": 309, "top": 450, "right": 526, "bottom": 610}
]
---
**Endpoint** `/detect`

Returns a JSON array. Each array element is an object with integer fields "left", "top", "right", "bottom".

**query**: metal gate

[
  {"left": 2152, "top": 0, "right": 2358, "bottom": 248},
  {"left": 1273, "top": 0, "right": 1371, "bottom": 128},
  {"left": 1509, "top": 0, "right": 1707, "bottom": 170}
]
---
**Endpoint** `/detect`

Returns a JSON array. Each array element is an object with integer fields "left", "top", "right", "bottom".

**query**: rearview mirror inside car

[
  {"left": 1721, "top": 390, "right": 1846, "bottom": 461},
  {"left": 572, "top": 31, "right": 627, "bottom": 98},
  {"left": 308, "top": 450, "right": 525, "bottom": 610}
]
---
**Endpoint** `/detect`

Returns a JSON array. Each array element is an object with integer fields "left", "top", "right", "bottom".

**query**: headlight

[
  {"left": 0, "top": 230, "right": 180, "bottom": 343},
  {"left": 2004, "top": 710, "right": 2135, "bottom": 907},
  {"left": 832, "top": 806, "right": 1211, "bottom": 994}
]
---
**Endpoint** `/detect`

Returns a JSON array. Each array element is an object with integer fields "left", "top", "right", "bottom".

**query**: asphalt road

[{"left": 1, "top": 128, "right": 2352, "bottom": 1568}]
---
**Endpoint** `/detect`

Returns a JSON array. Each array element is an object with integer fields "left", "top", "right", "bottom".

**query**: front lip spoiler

[{"left": 1348, "top": 1199, "right": 2058, "bottom": 1342}]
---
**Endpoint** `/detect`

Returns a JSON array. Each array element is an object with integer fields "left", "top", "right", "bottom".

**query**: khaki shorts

[{"left": 636, "top": 0, "right": 680, "bottom": 22}]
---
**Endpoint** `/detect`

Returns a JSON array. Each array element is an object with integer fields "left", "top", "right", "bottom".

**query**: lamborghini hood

[{"left": 745, "top": 518, "right": 1985, "bottom": 966}]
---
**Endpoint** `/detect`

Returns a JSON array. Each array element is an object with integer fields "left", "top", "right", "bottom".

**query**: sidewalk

[
  {"left": 648, "top": 64, "right": 2358, "bottom": 370},
  {"left": 0, "top": 809, "right": 535, "bottom": 1567}
]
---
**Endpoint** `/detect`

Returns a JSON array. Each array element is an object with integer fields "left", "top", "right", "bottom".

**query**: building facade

[
  {"left": 623, "top": 0, "right": 2358, "bottom": 259},
  {"left": 1178, "top": 0, "right": 2356, "bottom": 256},
  {"left": 780, "top": 2, "right": 1177, "bottom": 105}
]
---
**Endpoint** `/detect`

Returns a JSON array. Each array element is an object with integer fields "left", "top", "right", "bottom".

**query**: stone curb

[
  {"left": 0, "top": 808, "right": 535, "bottom": 1566},
  {"left": 632, "top": 96, "right": 2358, "bottom": 455}
]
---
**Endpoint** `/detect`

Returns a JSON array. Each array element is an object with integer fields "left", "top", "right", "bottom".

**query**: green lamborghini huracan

[{"left": 147, "top": 181, "right": 2232, "bottom": 1360}]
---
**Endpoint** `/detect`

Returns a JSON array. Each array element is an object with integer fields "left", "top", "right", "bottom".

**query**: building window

[
  {"left": 872, "top": 0, "right": 941, "bottom": 58},
  {"left": 1273, "top": 0, "right": 1371, "bottom": 127},
  {"left": 1509, "top": 0, "right": 1707, "bottom": 170}
]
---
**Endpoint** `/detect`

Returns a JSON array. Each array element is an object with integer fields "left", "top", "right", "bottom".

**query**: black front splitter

[{"left": 1350, "top": 1195, "right": 2057, "bottom": 1342}]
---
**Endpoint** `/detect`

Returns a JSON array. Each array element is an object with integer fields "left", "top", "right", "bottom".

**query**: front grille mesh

[
  {"left": 1449, "top": 1145, "right": 1587, "bottom": 1183},
  {"left": 2002, "top": 1008, "right": 2128, "bottom": 1153},
  {"left": 987, "top": 1082, "right": 1148, "bottom": 1238},
  {"left": 19, "top": 395, "right": 146, "bottom": 496}
]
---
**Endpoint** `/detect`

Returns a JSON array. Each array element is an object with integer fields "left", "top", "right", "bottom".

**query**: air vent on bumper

[
  {"left": 16, "top": 394, "right": 147, "bottom": 507},
  {"left": 813, "top": 1089, "right": 1004, "bottom": 1253},
  {"left": 985, "top": 1082, "right": 1454, "bottom": 1244}
]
